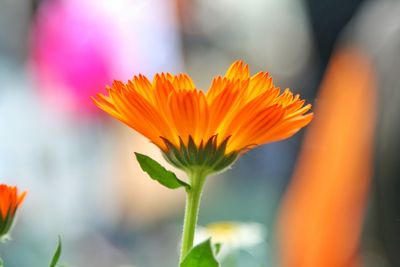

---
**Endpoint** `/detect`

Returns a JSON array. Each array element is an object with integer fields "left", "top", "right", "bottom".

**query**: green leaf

[
  {"left": 49, "top": 236, "right": 62, "bottom": 267},
  {"left": 0, "top": 257, "right": 4, "bottom": 267},
  {"left": 135, "top": 152, "right": 189, "bottom": 189},
  {"left": 180, "top": 239, "right": 219, "bottom": 267}
]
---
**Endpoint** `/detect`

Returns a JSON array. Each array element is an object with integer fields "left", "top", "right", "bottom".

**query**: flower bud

[{"left": 0, "top": 184, "right": 26, "bottom": 240}]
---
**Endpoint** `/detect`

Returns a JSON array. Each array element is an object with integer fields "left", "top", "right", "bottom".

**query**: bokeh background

[{"left": 0, "top": 0, "right": 399, "bottom": 266}]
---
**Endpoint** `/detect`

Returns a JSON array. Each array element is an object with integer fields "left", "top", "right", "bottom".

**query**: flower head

[
  {"left": 0, "top": 184, "right": 26, "bottom": 239},
  {"left": 93, "top": 61, "right": 313, "bottom": 173}
]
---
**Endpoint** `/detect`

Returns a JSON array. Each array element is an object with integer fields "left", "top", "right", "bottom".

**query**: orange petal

[
  {"left": 168, "top": 90, "right": 209, "bottom": 146},
  {"left": 225, "top": 60, "right": 250, "bottom": 81}
]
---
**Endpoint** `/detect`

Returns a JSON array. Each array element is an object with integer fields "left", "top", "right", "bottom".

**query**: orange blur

[{"left": 277, "top": 48, "right": 376, "bottom": 267}]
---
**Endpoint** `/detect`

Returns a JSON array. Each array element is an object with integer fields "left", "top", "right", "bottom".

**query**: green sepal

[
  {"left": 135, "top": 152, "right": 190, "bottom": 189},
  {"left": 180, "top": 239, "right": 219, "bottom": 267},
  {"left": 187, "top": 137, "right": 198, "bottom": 163},
  {"left": 0, "top": 208, "right": 17, "bottom": 241},
  {"left": 162, "top": 135, "right": 239, "bottom": 174},
  {"left": 161, "top": 138, "right": 187, "bottom": 168},
  {"left": 49, "top": 236, "right": 62, "bottom": 267},
  {"left": 180, "top": 137, "right": 192, "bottom": 164}
]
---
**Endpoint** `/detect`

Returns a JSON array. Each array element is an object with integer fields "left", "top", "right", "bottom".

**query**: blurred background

[{"left": 0, "top": 0, "right": 399, "bottom": 266}]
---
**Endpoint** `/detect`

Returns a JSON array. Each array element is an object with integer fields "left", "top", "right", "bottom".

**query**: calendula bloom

[
  {"left": 93, "top": 61, "right": 313, "bottom": 173},
  {"left": 0, "top": 184, "right": 26, "bottom": 239}
]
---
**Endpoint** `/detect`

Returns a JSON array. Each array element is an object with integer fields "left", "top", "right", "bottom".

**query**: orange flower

[
  {"left": 0, "top": 184, "right": 26, "bottom": 238},
  {"left": 93, "top": 61, "right": 313, "bottom": 172}
]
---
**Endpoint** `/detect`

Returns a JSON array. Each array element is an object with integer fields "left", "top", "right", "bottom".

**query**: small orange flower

[
  {"left": 93, "top": 61, "right": 313, "bottom": 172},
  {"left": 0, "top": 184, "right": 26, "bottom": 238}
]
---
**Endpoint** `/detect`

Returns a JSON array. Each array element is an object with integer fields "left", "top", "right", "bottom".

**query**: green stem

[{"left": 179, "top": 169, "right": 208, "bottom": 263}]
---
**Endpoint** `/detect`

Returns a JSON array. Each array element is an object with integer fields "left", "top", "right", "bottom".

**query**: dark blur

[{"left": 0, "top": 0, "right": 399, "bottom": 266}]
